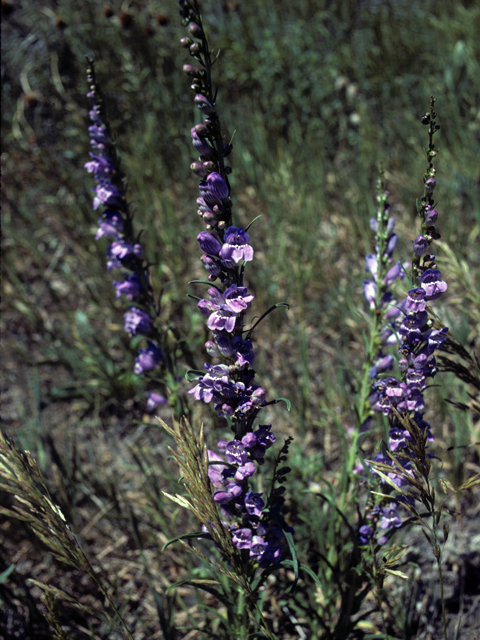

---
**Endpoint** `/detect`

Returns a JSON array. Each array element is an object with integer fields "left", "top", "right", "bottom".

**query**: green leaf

[
  {"left": 161, "top": 530, "right": 208, "bottom": 551},
  {"left": 0, "top": 564, "right": 15, "bottom": 583},
  {"left": 282, "top": 560, "right": 324, "bottom": 591},
  {"left": 166, "top": 579, "right": 234, "bottom": 611},
  {"left": 245, "top": 215, "right": 263, "bottom": 232},
  {"left": 274, "top": 397, "right": 291, "bottom": 411}
]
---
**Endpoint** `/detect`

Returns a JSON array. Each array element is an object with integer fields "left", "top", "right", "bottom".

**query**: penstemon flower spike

[
  {"left": 360, "top": 97, "right": 449, "bottom": 551},
  {"left": 178, "top": 0, "right": 293, "bottom": 572},
  {"left": 84, "top": 59, "right": 186, "bottom": 413}
]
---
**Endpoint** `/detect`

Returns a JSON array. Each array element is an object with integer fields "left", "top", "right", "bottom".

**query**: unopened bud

[
  {"left": 188, "top": 22, "right": 202, "bottom": 37},
  {"left": 180, "top": 37, "right": 193, "bottom": 47},
  {"left": 206, "top": 340, "right": 221, "bottom": 358},
  {"left": 194, "top": 94, "right": 214, "bottom": 114},
  {"left": 194, "top": 123, "right": 208, "bottom": 136},
  {"left": 191, "top": 162, "right": 207, "bottom": 177},
  {"left": 413, "top": 235, "right": 428, "bottom": 257},
  {"left": 183, "top": 64, "right": 199, "bottom": 77},
  {"left": 424, "top": 207, "right": 438, "bottom": 224}
]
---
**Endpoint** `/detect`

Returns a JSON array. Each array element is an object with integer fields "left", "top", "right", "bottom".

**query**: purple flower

[
  {"left": 194, "top": 94, "right": 215, "bottom": 114},
  {"left": 383, "top": 261, "right": 402, "bottom": 286},
  {"left": 398, "top": 312, "right": 428, "bottom": 344},
  {"left": 365, "top": 254, "right": 378, "bottom": 278},
  {"left": 220, "top": 227, "right": 254, "bottom": 267},
  {"left": 398, "top": 388, "right": 425, "bottom": 414},
  {"left": 359, "top": 525, "right": 374, "bottom": 545},
  {"left": 95, "top": 211, "right": 124, "bottom": 239},
  {"left": 254, "top": 424, "right": 275, "bottom": 450},
  {"left": 423, "top": 326, "right": 448, "bottom": 354},
  {"left": 198, "top": 286, "right": 254, "bottom": 333},
  {"left": 389, "top": 427, "right": 411, "bottom": 452},
  {"left": 413, "top": 235, "right": 428, "bottom": 256},
  {"left": 191, "top": 127, "right": 213, "bottom": 158},
  {"left": 93, "top": 180, "right": 123, "bottom": 210},
  {"left": 200, "top": 254, "right": 222, "bottom": 277},
  {"left": 113, "top": 272, "right": 143, "bottom": 300},
  {"left": 85, "top": 153, "right": 115, "bottom": 180},
  {"left": 88, "top": 106, "right": 102, "bottom": 124},
  {"left": 124, "top": 307, "right": 153, "bottom": 336},
  {"left": 380, "top": 506, "right": 402, "bottom": 529},
  {"left": 232, "top": 527, "right": 253, "bottom": 549},
  {"left": 244, "top": 491, "right": 264, "bottom": 517},
  {"left": 234, "top": 462, "right": 256, "bottom": 481},
  {"left": 420, "top": 269, "right": 447, "bottom": 300},
  {"left": 189, "top": 363, "right": 236, "bottom": 404},
  {"left": 214, "top": 482, "right": 243, "bottom": 504},
  {"left": 134, "top": 341, "right": 163, "bottom": 374},
  {"left": 199, "top": 172, "right": 229, "bottom": 204},
  {"left": 88, "top": 124, "right": 109, "bottom": 145},
  {"left": 242, "top": 432, "right": 257, "bottom": 448},
  {"left": 197, "top": 231, "right": 222, "bottom": 255},
  {"left": 384, "top": 233, "right": 398, "bottom": 258},
  {"left": 198, "top": 288, "right": 238, "bottom": 333},
  {"left": 250, "top": 536, "right": 268, "bottom": 559},
  {"left": 223, "top": 285, "right": 254, "bottom": 313},
  {"left": 363, "top": 280, "right": 377, "bottom": 309},
  {"left": 405, "top": 288, "right": 426, "bottom": 313},
  {"left": 424, "top": 207, "right": 438, "bottom": 224},
  {"left": 225, "top": 440, "right": 248, "bottom": 465},
  {"left": 232, "top": 336, "right": 254, "bottom": 368},
  {"left": 107, "top": 240, "right": 142, "bottom": 271},
  {"left": 146, "top": 393, "right": 168, "bottom": 411},
  {"left": 207, "top": 450, "right": 228, "bottom": 488}
]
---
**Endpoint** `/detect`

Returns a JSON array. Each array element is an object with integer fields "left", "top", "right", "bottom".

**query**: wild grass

[{"left": 1, "top": 0, "right": 479, "bottom": 638}]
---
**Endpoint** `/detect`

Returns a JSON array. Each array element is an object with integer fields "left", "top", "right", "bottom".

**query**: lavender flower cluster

[
  {"left": 85, "top": 61, "right": 166, "bottom": 409},
  {"left": 179, "top": 0, "right": 291, "bottom": 565},
  {"left": 360, "top": 105, "right": 448, "bottom": 545},
  {"left": 363, "top": 208, "right": 408, "bottom": 383}
]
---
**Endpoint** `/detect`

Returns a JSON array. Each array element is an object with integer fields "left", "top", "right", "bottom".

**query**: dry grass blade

[
  {"left": 159, "top": 417, "right": 252, "bottom": 593},
  {"left": 0, "top": 429, "right": 89, "bottom": 573},
  {"left": 0, "top": 430, "right": 135, "bottom": 640}
]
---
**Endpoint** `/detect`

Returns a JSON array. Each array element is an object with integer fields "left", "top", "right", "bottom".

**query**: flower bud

[
  {"left": 133, "top": 244, "right": 144, "bottom": 258},
  {"left": 183, "top": 64, "right": 199, "bottom": 77},
  {"left": 205, "top": 340, "right": 221, "bottom": 358},
  {"left": 180, "top": 37, "right": 193, "bottom": 47},
  {"left": 425, "top": 177, "right": 436, "bottom": 193},
  {"left": 188, "top": 22, "right": 202, "bottom": 37},
  {"left": 413, "top": 235, "right": 428, "bottom": 256},
  {"left": 194, "top": 123, "right": 208, "bottom": 136},
  {"left": 197, "top": 231, "right": 222, "bottom": 255},
  {"left": 201, "top": 254, "right": 222, "bottom": 277},
  {"left": 424, "top": 207, "right": 438, "bottom": 224},
  {"left": 191, "top": 127, "right": 212, "bottom": 156},
  {"left": 202, "top": 210, "right": 216, "bottom": 224},
  {"left": 191, "top": 161, "right": 207, "bottom": 177},
  {"left": 206, "top": 171, "right": 229, "bottom": 200},
  {"left": 189, "top": 42, "right": 201, "bottom": 54},
  {"left": 194, "top": 93, "right": 215, "bottom": 114}
]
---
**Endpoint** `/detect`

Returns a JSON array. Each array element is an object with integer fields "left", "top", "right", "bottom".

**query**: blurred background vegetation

[{"left": 1, "top": 0, "right": 479, "bottom": 637}]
